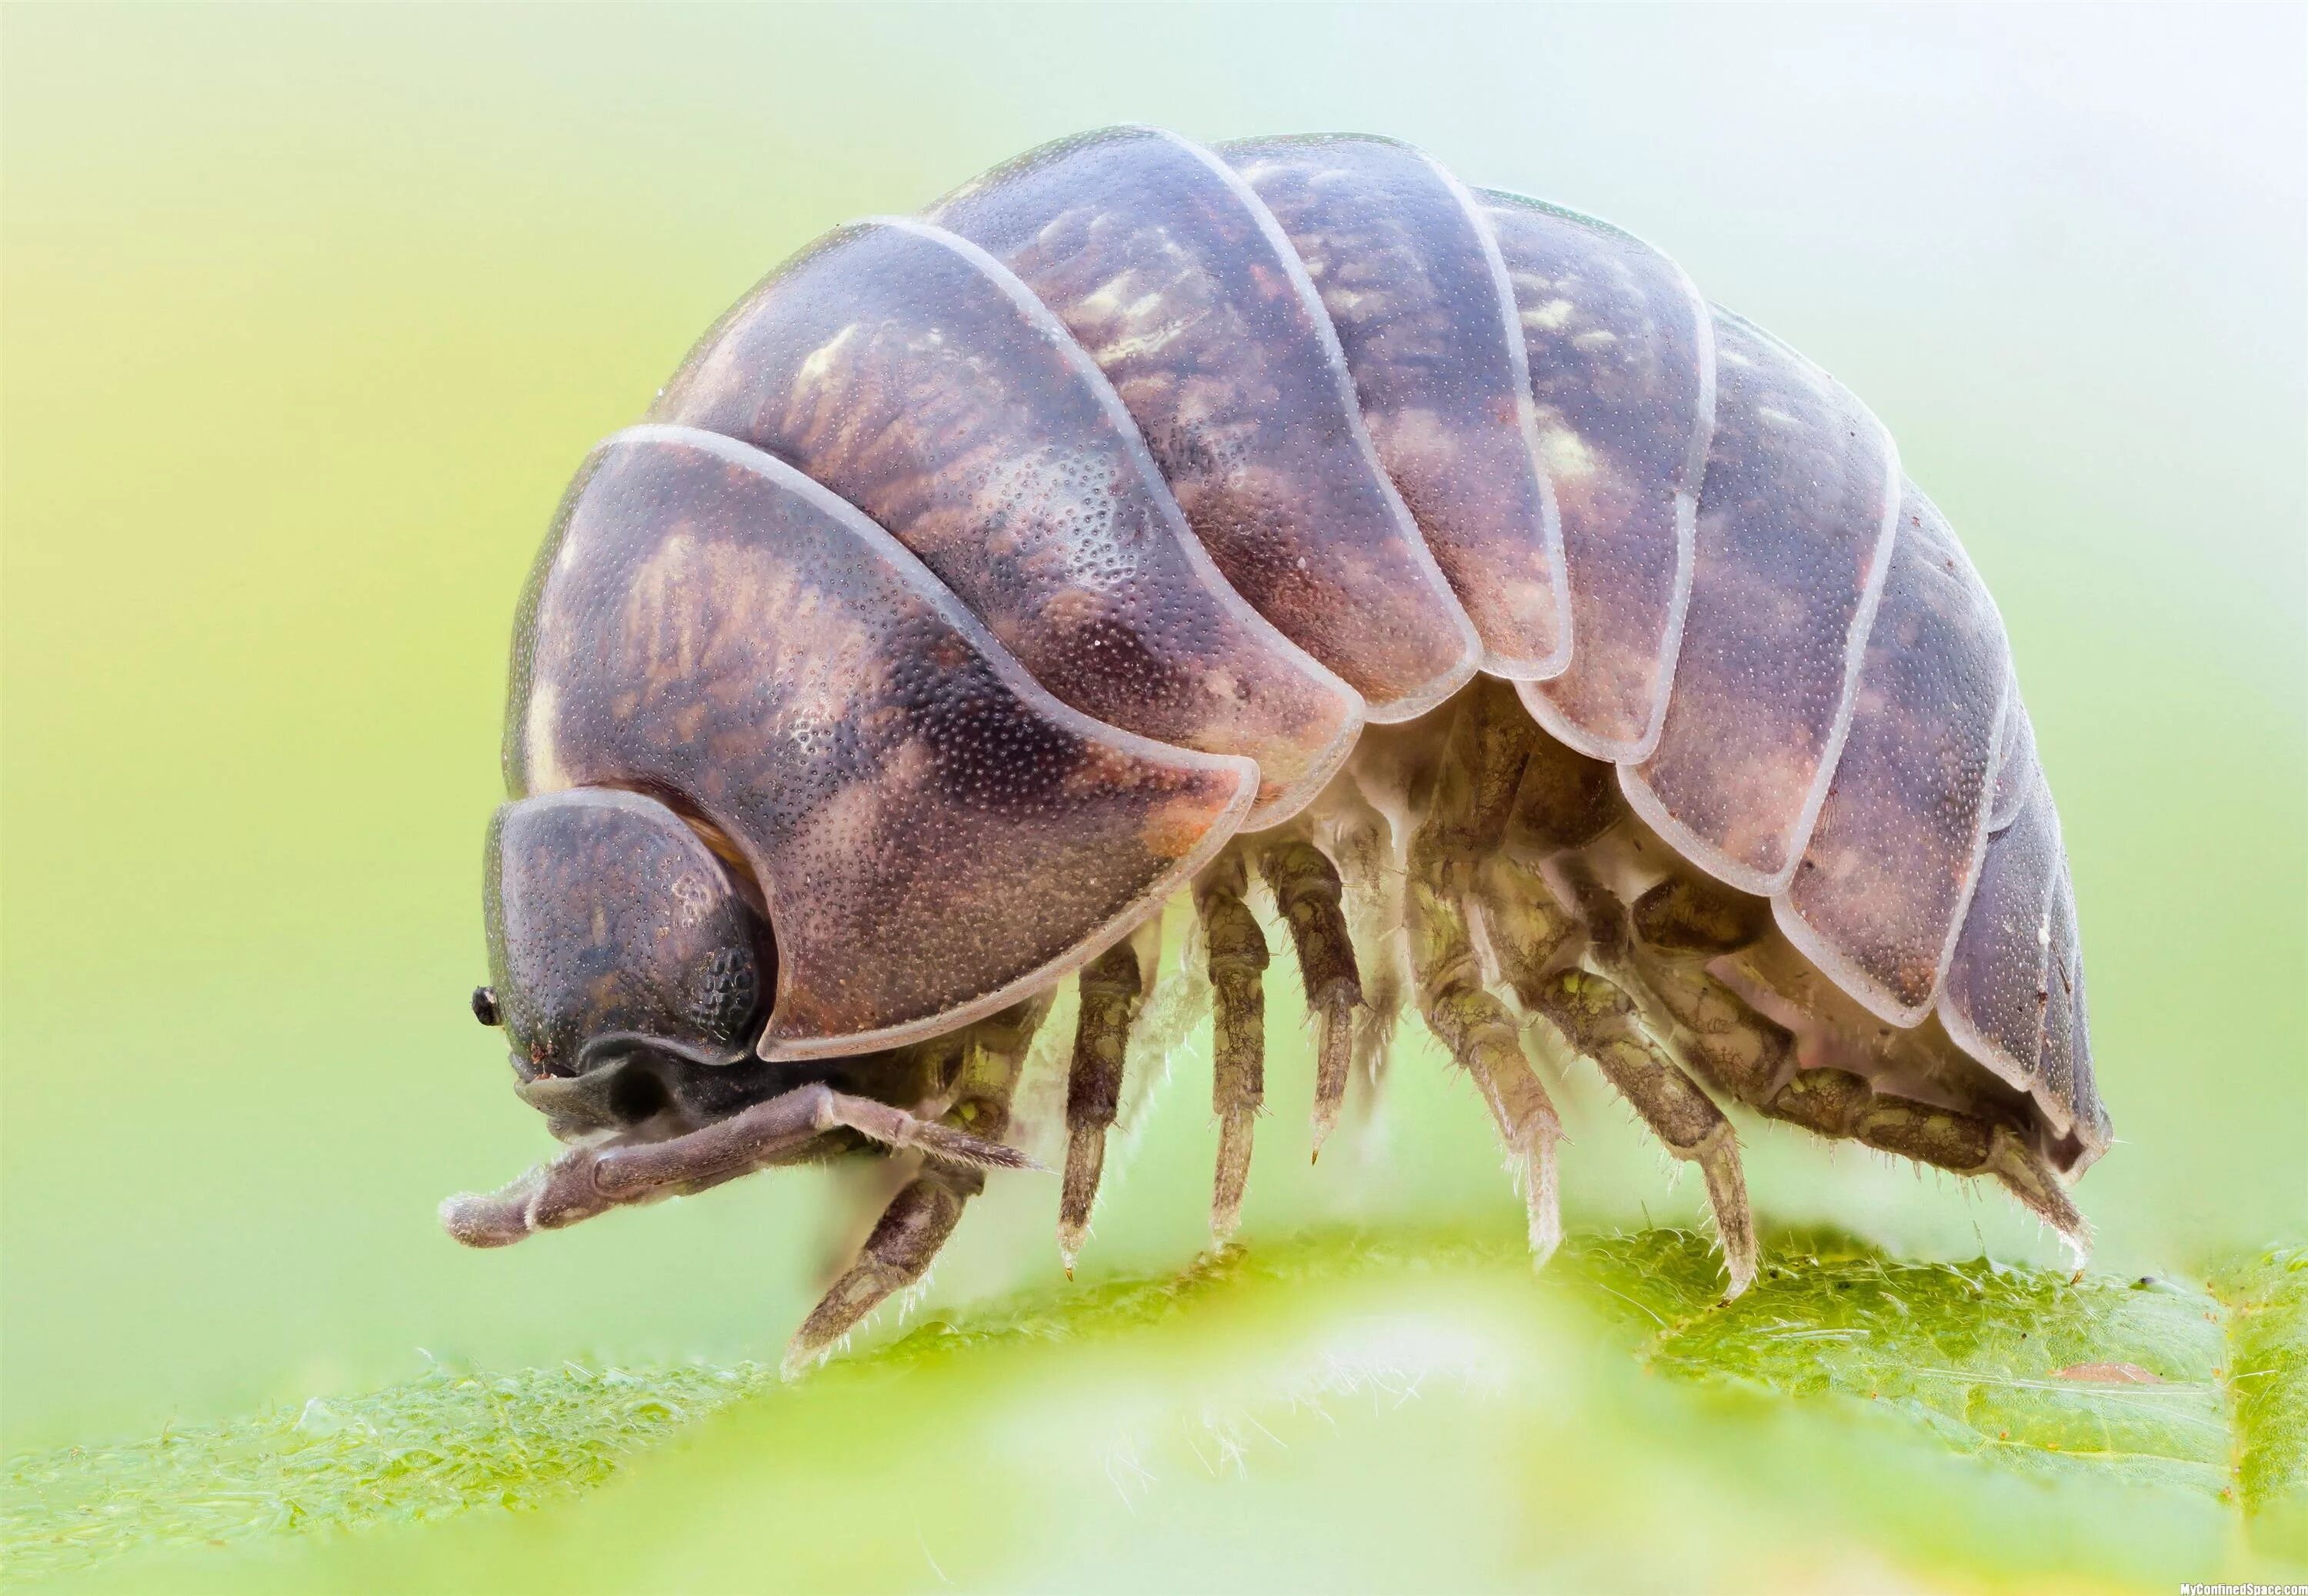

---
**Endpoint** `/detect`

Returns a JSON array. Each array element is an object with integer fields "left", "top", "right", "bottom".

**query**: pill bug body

[{"left": 445, "top": 127, "right": 2103, "bottom": 1370}]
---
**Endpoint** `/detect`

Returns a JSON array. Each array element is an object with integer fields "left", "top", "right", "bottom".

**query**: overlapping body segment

[
  {"left": 652, "top": 217, "right": 1359, "bottom": 825},
  {"left": 1626, "top": 308, "right": 1901, "bottom": 895},
  {"left": 509, "top": 426, "right": 1255, "bottom": 1058},
  {"left": 1221, "top": 134, "right": 1569, "bottom": 682},
  {"left": 454, "top": 128, "right": 2108, "bottom": 1355},
  {"left": 1936, "top": 767, "right": 2103, "bottom": 1165},
  {"left": 1479, "top": 192, "right": 1713, "bottom": 761},
  {"left": 1776, "top": 481, "right": 2009, "bottom": 1026},
  {"left": 1989, "top": 697, "right": 2041, "bottom": 831},
  {"left": 929, "top": 127, "right": 1479, "bottom": 718}
]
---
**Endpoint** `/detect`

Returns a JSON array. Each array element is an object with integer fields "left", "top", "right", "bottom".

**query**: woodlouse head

[{"left": 480, "top": 788, "right": 779, "bottom": 1140}]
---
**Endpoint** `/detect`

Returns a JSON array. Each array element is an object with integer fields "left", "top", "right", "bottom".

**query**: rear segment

[
  {"left": 1937, "top": 767, "right": 2105, "bottom": 1168},
  {"left": 1776, "top": 481, "right": 2009, "bottom": 1028}
]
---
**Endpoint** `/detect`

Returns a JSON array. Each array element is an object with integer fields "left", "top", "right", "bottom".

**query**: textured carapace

[
  {"left": 449, "top": 125, "right": 2103, "bottom": 1371},
  {"left": 652, "top": 216, "right": 1359, "bottom": 826},
  {"left": 507, "top": 426, "right": 1256, "bottom": 1058}
]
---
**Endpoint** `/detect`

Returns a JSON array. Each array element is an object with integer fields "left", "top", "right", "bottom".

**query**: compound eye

[{"left": 471, "top": 986, "right": 502, "bottom": 1028}]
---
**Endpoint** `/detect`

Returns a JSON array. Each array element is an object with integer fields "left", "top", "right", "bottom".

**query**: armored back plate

[{"left": 509, "top": 426, "right": 1256, "bottom": 1058}]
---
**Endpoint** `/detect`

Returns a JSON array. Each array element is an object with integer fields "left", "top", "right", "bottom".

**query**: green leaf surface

[{"left": 8, "top": 1228, "right": 2303, "bottom": 1592}]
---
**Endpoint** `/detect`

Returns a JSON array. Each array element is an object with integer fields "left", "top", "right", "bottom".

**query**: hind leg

[
  {"left": 785, "top": 996, "right": 1049, "bottom": 1373},
  {"left": 1763, "top": 1065, "right": 2087, "bottom": 1251},
  {"left": 1524, "top": 963, "right": 1757, "bottom": 1298},
  {"left": 1626, "top": 875, "right": 2088, "bottom": 1255},
  {"left": 1474, "top": 841, "right": 1759, "bottom": 1298},
  {"left": 1405, "top": 689, "right": 1565, "bottom": 1261}
]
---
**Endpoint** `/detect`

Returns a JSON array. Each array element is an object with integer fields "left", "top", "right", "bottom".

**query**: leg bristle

[
  {"left": 1058, "top": 1124, "right": 1106, "bottom": 1276},
  {"left": 906, "top": 1121, "right": 1041, "bottom": 1172},
  {"left": 1059, "top": 939, "right": 1142, "bottom": 1274},
  {"left": 1309, "top": 991, "right": 1352, "bottom": 1164},
  {"left": 1199, "top": 850, "right": 1268, "bottom": 1248},
  {"left": 1212, "top": 1107, "right": 1256, "bottom": 1243}
]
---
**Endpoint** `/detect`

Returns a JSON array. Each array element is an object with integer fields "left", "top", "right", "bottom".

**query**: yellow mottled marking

[
  {"left": 524, "top": 681, "right": 572, "bottom": 793},
  {"left": 794, "top": 323, "right": 861, "bottom": 393},
  {"left": 622, "top": 533, "right": 714, "bottom": 683},
  {"left": 1539, "top": 427, "right": 1598, "bottom": 481},
  {"left": 1523, "top": 297, "right": 1577, "bottom": 333}
]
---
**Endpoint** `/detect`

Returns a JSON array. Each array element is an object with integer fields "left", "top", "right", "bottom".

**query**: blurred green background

[{"left": 4, "top": 0, "right": 2302, "bottom": 1472}]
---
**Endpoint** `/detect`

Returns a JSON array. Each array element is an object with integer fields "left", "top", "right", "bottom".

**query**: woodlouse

[{"left": 442, "top": 128, "right": 2104, "bottom": 1371}]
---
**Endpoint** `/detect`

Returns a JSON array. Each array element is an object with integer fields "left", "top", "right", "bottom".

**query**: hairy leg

[
  {"left": 1470, "top": 802, "right": 1758, "bottom": 1296},
  {"left": 1765, "top": 1066, "right": 2087, "bottom": 1248},
  {"left": 1256, "top": 837, "right": 1363, "bottom": 1161},
  {"left": 1623, "top": 875, "right": 1793, "bottom": 1107},
  {"left": 809, "top": 1148, "right": 917, "bottom": 1293},
  {"left": 1059, "top": 930, "right": 1156, "bottom": 1271},
  {"left": 1405, "top": 684, "right": 1566, "bottom": 1261},
  {"left": 1527, "top": 966, "right": 1757, "bottom": 1298},
  {"left": 1312, "top": 788, "right": 1409, "bottom": 1131},
  {"left": 787, "top": 997, "right": 1049, "bottom": 1371},
  {"left": 1197, "top": 848, "right": 1269, "bottom": 1242}
]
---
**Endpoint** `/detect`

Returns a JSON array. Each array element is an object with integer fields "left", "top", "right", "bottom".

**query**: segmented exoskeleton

[{"left": 445, "top": 128, "right": 2105, "bottom": 1372}]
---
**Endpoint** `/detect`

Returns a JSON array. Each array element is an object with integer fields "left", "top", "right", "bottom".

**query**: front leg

[{"left": 785, "top": 998, "right": 1048, "bottom": 1373}]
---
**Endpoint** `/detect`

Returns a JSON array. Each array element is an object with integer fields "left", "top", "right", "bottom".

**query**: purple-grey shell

[
  {"left": 928, "top": 126, "right": 1482, "bottom": 718},
  {"left": 1625, "top": 307, "right": 1901, "bottom": 898},
  {"left": 652, "top": 216, "right": 1360, "bottom": 827},
  {"left": 1218, "top": 134, "right": 1569, "bottom": 683},
  {"left": 1777, "top": 481, "right": 2008, "bottom": 1028},
  {"left": 506, "top": 426, "right": 1254, "bottom": 1058},
  {"left": 513, "top": 125, "right": 2101, "bottom": 1161},
  {"left": 1478, "top": 192, "right": 1711, "bottom": 762}
]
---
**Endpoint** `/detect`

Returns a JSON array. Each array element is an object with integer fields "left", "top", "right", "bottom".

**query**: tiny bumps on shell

[{"left": 448, "top": 126, "right": 2104, "bottom": 1373}]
